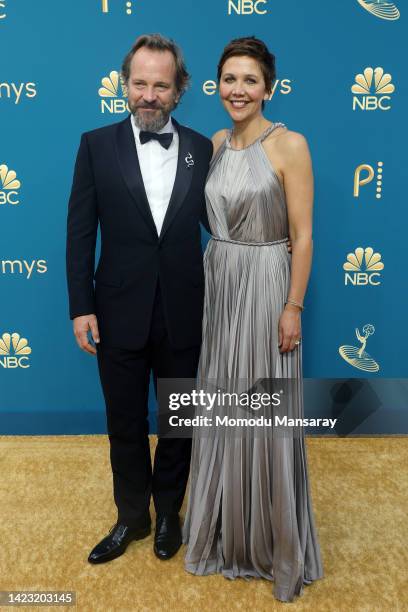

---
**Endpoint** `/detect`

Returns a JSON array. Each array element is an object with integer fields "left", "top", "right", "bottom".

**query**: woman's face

[{"left": 219, "top": 55, "right": 269, "bottom": 123}]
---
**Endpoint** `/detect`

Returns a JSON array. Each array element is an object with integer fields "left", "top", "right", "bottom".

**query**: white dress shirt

[{"left": 131, "top": 114, "right": 179, "bottom": 236}]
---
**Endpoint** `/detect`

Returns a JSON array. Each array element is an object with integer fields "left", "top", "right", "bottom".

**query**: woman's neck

[{"left": 231, "top": 114, "right": 272, "bottom": 149}]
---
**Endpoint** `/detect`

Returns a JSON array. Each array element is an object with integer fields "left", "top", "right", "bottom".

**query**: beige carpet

[{"left": 1, "top": 435, "right": 407, "bottom": 612}]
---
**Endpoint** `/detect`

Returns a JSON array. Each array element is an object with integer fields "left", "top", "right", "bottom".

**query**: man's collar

[{"left": 131, "top": 114, "right": 175, "bottom": 139}]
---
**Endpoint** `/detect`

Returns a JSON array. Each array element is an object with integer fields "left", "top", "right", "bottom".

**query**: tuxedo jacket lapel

[
  {"left": 115, "top": 116, "right": 158, "bottom": 238},
  {"left": 159, "top": 118, "right": 194, "bottom": 243}
]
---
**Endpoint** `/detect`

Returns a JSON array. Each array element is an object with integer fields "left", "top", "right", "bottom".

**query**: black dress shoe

[
  {"left": 153, "top": 514, "right": 182, "bottom": 560},
  {"left": 88, "top": 522, "right": 151, "bottom": 564}
]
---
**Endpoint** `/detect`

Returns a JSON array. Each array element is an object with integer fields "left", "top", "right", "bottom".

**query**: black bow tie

[{"left": 139, "top": 131, "right": 173, "bottom": 149}]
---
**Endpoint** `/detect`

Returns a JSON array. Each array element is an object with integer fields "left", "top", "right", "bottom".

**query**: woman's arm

[
  {"left": 280, "top": 131, "right": 314, "bottom": 309},
  {"left": 211, "top": 129, "right": 228, "bottom": 160},
  {"left": 264, "top": 130, "right": 314, "bottom": 351}
]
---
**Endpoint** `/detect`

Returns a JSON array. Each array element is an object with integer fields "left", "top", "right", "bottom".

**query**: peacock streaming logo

[
  {"left": 0, "top": 332, "right": 31, "bottom": 369},
  {"left": 98, "top": 70, "right": 129, "bottom": 114},
  {"left": 101, "top": 0, "right": 134, "bottom": 14},
  {"left": 0, "top": 164, "right": 21, "bottom": 205},
  {"left": 343, "top": 247, "right": 384, "bottom": 286},
  {"left": 354, "top": 162, "right": 384, "bottom": 199},
  {"left": 357, "top": 0, "right": 400, "bottom": 20},
  {"left": 351, "top": 67, "right": 395, "bottom": 111}
]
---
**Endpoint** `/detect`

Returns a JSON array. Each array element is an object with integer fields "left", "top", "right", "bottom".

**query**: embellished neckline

[{"left": 226, "top": 122, "right": 284, "bottom": 151}]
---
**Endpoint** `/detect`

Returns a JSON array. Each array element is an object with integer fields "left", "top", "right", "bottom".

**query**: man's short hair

[{"left": 121, "top": 33, "right": 190, "bottom": 96}]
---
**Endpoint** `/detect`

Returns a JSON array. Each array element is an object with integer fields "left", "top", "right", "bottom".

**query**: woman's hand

[{"left": 278, "top": 305, "right": 302, "bottom": 353}]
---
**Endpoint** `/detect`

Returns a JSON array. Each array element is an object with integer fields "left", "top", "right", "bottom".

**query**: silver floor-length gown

[{"left": 182, "top": 123, "right": 324, "bottom": 602}]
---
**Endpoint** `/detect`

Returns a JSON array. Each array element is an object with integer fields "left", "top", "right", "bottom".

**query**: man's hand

[{"left": 73, "top": 314, "right": 100, "bottom": 355}]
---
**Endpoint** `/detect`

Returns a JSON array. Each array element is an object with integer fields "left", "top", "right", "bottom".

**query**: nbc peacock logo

[
  {"left": 352, "top": 67, "right": 395, "bottom": 111},
  {"left": 357, "top": 0, "right": 400, "bottom": 20},
  {"left": 98, "top": 70, "right": 129, "bottom": 114},
  {"left": 0, "top": 332, "right": 31, "bottom": 368},
  {"left": 0, "top": 164, "right": 21, "bottom": 205},
  {"left": 343, "top": 247, "right": 384, "bottom": 286},
  {"left": 339, "top": 324, "right": 379, "bottom": 372}
]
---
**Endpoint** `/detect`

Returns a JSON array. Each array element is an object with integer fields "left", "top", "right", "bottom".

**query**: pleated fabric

[{"left": 182, "top": 123, "right": 324, "bottom": 602}]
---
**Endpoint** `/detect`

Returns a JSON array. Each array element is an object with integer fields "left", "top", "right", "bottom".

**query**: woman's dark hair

[
  {"left": 121, "top": 33, "right": 190, "bottom": 96},
  {"left": 217, "top": 36, "right": 276, "bottom": 108}
]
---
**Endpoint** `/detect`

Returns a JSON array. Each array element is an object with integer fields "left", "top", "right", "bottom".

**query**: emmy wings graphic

[
  {"left": 339, "top": 324, "right": 380, "bottom": 372},
  {"left": 357, "top": 0, "right": 400, "bottom": 21}
]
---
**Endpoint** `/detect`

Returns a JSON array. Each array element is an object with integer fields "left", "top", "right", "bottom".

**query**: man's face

[{"left": 127, "top": 47, "right": 180, "bottom": 131}]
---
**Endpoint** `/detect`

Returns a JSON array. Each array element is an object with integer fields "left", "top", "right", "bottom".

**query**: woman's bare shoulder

[
  {"left": 263, "top": 128, "right": 310, "bottom": 163},
  {"left": 211, "top": 129, "right": 229, "bottom": 157}
]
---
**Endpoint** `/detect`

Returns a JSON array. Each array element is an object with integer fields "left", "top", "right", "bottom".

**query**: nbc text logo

[
  {"left": 0, "top": 81, "right": 37, "bottom": 104},
  {"left": 228, "top": 0, "right": 267, "bottom": 14},
  {"left": 203, "top": 79, "right": 292, "bottom": 98},
  {"left": 343, "top": 247, "right": 384, "bottom": 286},
  {"left": 0, "top": 164, "right": 21, "bottom": 205},
  {"left": 357, "top": 0, "right": 400, "bottom": 20},
  {"left": 1, "top": 259, "right": 47, "bottom": 278},
  {"left": 0, "top": 332, "right": 31, "bottom": 369},
  {"left": 351, "top": 67, "right": 395, "bottom": 111},
  {"left": 0, "top": 1, "right": 6, "bottom": 19},
  {"left": 354, "top": 162, "right": 384, "bottom": 199},
  {"left": 98, "top": 70, "right": 129, "bottom": 114},
  {"left": 339, "top": 324, "right": 379, "bottom": 372}
]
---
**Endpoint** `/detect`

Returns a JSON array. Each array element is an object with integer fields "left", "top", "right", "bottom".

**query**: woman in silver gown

[{"left": 183, "top": 37, "right": 324, "bottom": 602}]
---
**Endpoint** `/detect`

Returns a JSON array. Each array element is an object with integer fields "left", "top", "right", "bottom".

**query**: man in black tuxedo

[{"left": 66, "top": 34, "right": 212, "bottom": 564}]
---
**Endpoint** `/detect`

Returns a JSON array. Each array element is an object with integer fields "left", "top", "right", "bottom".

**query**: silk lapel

[
  {"left": 159, "top": 118, "right": 194, "bottom": 242},
  {"left": 115, "top": 115, "right": 158, "bottom": 238}
]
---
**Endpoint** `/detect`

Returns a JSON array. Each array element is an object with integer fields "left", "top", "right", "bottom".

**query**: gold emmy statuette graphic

[
  {"left": 228, "top": 0, "right": 267, "bottom": 15},
  {"left": 0, "top": 332, "right": 31, "bottom": 369},
  {"left": 339, "top": 324, "right": 380, "bottom": 372},
  {"left": 354, "top": 162, "right": 383, "bottom": 198},
  {"left": 98, "top": 71, "right": 129, "bottom": 114},
  {"left": 0, "top": 164, "right": 21, "bottom": 205},
  {"left": 357, "top": 0, "right": 400, "bottom": 20},
  {"left": 351, "top": 67, "right": 395, "bottom": 110},
  {"left": 0, "top": 1, "right": 6, "bottom": 20},
  {"left": 343, "top": 247, "right": 384, "bottom": 286}
]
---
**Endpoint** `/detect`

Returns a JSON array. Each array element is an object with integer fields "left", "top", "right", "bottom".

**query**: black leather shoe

[
  {"left": 88, "top": 522, "right": 151, "bottom": 564},
  {"left": 153, "top": 514, "right": 182, "bottom": 560}
]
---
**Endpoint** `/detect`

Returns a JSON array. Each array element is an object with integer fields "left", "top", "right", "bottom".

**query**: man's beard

[{"left": 129, "top": 99, "right": 177, "bottom": 132}]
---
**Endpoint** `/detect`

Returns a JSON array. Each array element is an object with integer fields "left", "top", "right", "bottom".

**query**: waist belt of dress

[{"left": 210, "top": 236, "right": 289, "bottom": 247}]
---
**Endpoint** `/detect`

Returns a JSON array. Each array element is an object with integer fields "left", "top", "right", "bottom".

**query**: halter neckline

[{"left": 226, "top": 122, "right": 286, "bottom": 151}]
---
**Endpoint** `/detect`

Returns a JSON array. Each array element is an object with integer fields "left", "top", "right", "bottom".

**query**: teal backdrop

[{"left": 0, "top": 0, "right": 407, "bottom": 434}]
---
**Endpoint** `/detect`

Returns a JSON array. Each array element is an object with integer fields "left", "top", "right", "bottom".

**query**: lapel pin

[{"left": 185, "top": 152, "right": 194, "bottom": 168}]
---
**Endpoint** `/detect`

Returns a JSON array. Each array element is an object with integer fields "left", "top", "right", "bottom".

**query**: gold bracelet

[{"left": 285, "top": 299, "right": 304, "bottom": 311}]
